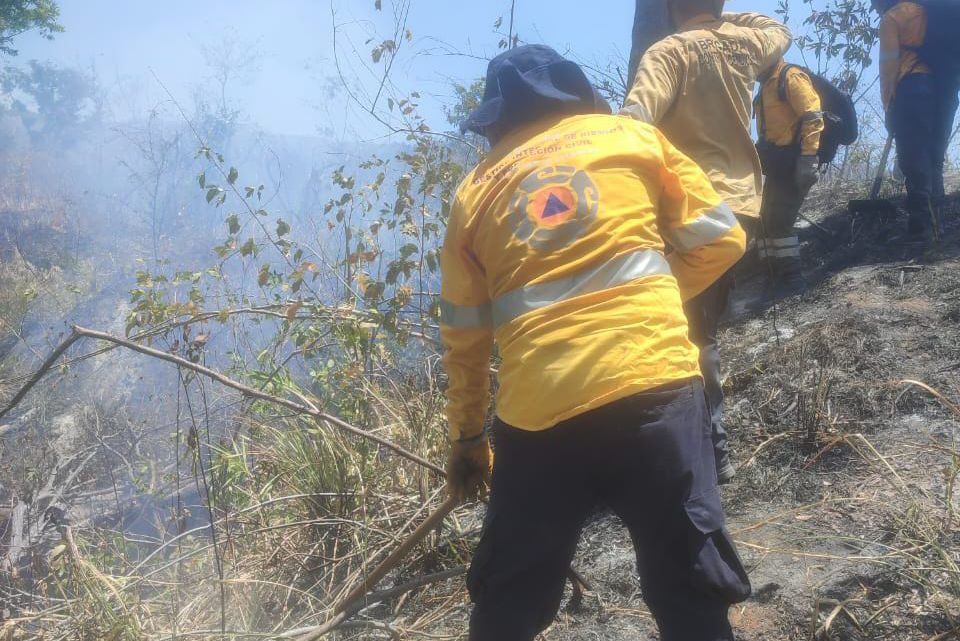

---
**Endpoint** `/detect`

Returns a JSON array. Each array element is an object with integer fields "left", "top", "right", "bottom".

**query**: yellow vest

[
  {"left": 755, "top": 60, "right": 825, "bottom": 157},
  {"left": 440, "top": 113, "right": 745, "bottom": 438}
]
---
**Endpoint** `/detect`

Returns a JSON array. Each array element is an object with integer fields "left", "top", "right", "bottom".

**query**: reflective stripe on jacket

[
  {"left": 880, "top": 1, "right": 930, "bottom": 110},
  {"left": 622, "top": 12, "right": 792, "bottom": 218},
  {"left": 755, "top": 60, "right": 825, "bottom": 156},
  {"left": 440, "top": 113, "right": 746, "bottom": 439}
]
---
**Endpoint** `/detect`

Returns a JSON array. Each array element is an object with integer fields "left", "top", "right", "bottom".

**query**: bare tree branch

[{"left": 0, "top": 325, "right": 445, "bottom": 476}]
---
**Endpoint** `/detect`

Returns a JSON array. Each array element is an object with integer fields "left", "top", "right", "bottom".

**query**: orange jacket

[
  {"left": 440, "top": 113, "right": 745, "bottom": 439},
  {"left": 879, "top": 1, "right": 930, "bottom": 109}
]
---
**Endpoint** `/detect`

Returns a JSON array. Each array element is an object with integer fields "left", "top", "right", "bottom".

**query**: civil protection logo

[{"left": 509, "top": 166, "right": 599, "bottom": 252}]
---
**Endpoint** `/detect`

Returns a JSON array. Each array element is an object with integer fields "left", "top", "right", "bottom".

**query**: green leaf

[
  {"left": 276, "top": 219, "right": 290, "bottom": 237},
  {"left": 240, "top": 238, "right": 257, "bottom": 256},
  {"left": 227, "top": 167, "right": 239, "bottom": 185},
  {"left": 226, "top": 214, "right": 240, "bottom": 234},
  {"left": 197, "top": 172, "right": 206, "bottom": 189},
  {"left": 206, "top": 187, "right": 221, "bottom": 203}
]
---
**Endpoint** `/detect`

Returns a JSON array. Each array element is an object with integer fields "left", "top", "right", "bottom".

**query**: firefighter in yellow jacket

[
  {"left": 622, "top": 0, "right": 792, "bottom": 484},
  {"left": 754, "top": 58, "right": 825, "bottom": 294},
  {"left": 874, "top": 0, "right": 959, "bottom": 242},
  {"left": 442, "top": 44, "right": 750, "bottom": 641}
]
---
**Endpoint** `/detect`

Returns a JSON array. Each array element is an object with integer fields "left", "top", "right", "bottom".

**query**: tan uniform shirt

[{"left": 622, "top": 12, "right": 793, "bottom": 217}]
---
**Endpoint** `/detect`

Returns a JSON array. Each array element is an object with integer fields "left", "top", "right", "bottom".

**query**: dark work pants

[
  {"left": 683, "top": 215, "right": 756, "bottom": 476},
  {"left": 758, "top": 173, "right": 808, "bottom": 273},
  {"left": 893, "top": 73, "right": 960, "bottom": 232},
  {"left": 760, "top": 173, "right": 807, "bottom": 240},
  {"left": 467, "top": 380, "right": 751, "bottom": 641},
  {"left": 684, "top": 273, "right": 734, "bottom": 475}
]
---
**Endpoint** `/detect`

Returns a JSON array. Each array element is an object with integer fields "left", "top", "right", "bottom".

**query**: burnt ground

[{"left": 349, "top": 186, "right": 960, "bottom": 640}]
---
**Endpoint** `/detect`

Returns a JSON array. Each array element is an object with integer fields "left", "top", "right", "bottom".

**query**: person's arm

[
  {"left": 785, "top": 69, "right": 824, "bottom": 156},
  {"left": 654, "top": 130, "right": 746, "bottom": 300},
  {"left": 879, "top": 13, "right": 900, "bottom": 111},
  {"left": 723, "top": 12, "right": 793, "bottom": 73},
  {"left": 629, "top": 0, "right": 671, "bottom": 87},
  {"left": 621, "top": 44, "right": 682, "bottom": 125},
  {"left": 439, "top": 196, "right": 494, "bottom": 441}
]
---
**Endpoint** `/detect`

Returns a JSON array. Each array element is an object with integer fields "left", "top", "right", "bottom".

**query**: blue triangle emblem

[{"left": 542, "top": 193, "right": 570, "bottom": 218}]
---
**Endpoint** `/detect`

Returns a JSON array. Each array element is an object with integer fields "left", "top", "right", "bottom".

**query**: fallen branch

[
  {"left": 286, "top": 488, "right": 588, "bottom": 640},
  {"left": 333, "top": 495, "right": 458, "bottom": 614},
  {"left": 926, "top": 624, "right": 960, "bottom": 641},
  {"left": 280, "top": 566, "right": 467, "bottom": 640},
  {"left": 4, "top": 326, "right": 591, "bottom": 639},
  {"left": 279, "top": 496, "right": 457, "bottom": 641},
  {"left": 0, "top": 325, "right": 444, "bottom": 476},
  {"left": 898, "top": 379, "right": 960, "bottom": 419}
]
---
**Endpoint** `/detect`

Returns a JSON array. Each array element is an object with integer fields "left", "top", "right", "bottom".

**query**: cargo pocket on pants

[{"left": 684, "top": 488, "right": 752, "bottom": 604}]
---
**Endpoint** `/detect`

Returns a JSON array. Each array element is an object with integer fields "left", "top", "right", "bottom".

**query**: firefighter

[
  {"left": 754, "top": 58, "right": 825, "bottom": 294},
  {"left": 622, "top": 0, "right": 792, "bottom": 483},
  {"left": 874, "top": 0, "right": 960, "bottom": 243},
  {"left": 444, "top": 44, "right": 750, "bottom": 641}
]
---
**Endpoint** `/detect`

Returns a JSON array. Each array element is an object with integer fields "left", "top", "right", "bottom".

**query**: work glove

[
  {"left": 794, "top": 155, "right": 819, "bottom": 194},
  {"left": 446, "top": 434, "right": 493, "bottom": 504}
]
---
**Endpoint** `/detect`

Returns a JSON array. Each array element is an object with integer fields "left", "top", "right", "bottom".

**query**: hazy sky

[{"left": 14, "top": 0, "right": 807, "bottom": 139}]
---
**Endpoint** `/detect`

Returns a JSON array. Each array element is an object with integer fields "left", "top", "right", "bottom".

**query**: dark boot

[
  {"left": 904, "top": 214, "right": 933, "bottom": 256},
  {"left": 772, "top": 255, "right": 805, "bottom": 298},
  {"left": 906, "top": 201, "right": 934, "bottom": 248},
  {"left": 757, "top": 235, "right": 804, "bottom": 300}
]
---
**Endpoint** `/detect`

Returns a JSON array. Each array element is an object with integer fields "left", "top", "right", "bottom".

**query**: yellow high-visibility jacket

[
  {"left": 879, "top": 1, "right": 930, "bottom": 110},
  {"left": 755, "top": 60, "right": 825, "bottom": 157},
  {"left": 440, "top": 113, "right": 746, "bottom": 439},
  {"left": 622, "top": 12, "right": 793, "bottom": 218}
]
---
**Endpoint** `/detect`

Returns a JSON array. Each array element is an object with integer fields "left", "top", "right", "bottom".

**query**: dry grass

[{"left": 1, "top": 353, "right": 470, "bottom": 641}]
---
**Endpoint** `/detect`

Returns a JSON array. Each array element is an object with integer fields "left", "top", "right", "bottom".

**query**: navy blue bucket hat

[{"left": 461, "top": 44, "right": 611, "bottom": 137}]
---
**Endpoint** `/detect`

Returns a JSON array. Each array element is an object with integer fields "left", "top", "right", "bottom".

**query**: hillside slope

[{"left": 360, "top": 190, "right": 960, "bottom": 641}]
